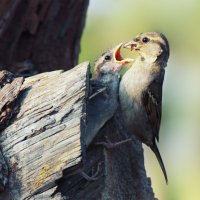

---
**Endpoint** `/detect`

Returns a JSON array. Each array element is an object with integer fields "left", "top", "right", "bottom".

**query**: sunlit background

[{"left": 79, "top": 1, "right": 200, "bottom": 199}]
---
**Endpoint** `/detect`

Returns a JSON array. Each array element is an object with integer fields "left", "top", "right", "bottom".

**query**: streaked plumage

[{"left": 120, "top": 32, "right": 169, "bottom": 183}]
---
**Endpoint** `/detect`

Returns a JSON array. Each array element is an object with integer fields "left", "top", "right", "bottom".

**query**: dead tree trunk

[
  {"left": 0, "top": 62, "right": 89, "bottom": 200},
  {"left": 0, "top": 62, "right": 156, "bottom": 200},
  {"left": 0, "top": 0, "right": 89, "bottom": 75}
]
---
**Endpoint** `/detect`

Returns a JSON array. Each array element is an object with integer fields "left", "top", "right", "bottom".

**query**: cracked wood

[{"left": 0, "top": 62, "right": 89, "bottom": 199}]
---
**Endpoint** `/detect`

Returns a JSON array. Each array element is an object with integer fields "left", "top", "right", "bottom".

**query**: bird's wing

[
  {"left": 89, "top": 79, "right": 107, "bottom": 99},
  {"left": 142, "top": 71, "right": 165, "bottom": 141},
  {"left": 84, "top": 76, "right": 120, "bottom": 147}
]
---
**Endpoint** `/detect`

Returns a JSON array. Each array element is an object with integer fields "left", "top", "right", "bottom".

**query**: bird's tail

[{"left": 150, "top": 140, "right": 168, "bottom": 184}]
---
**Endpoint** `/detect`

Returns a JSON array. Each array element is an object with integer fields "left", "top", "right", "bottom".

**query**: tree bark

[
  {"left": 0, "top": 0, "right": 89, "bottom": 75},
  {"left": 0, "top": 62, "right": 89, "bottom": 200}
]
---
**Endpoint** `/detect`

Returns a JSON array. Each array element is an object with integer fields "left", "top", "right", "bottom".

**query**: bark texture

[
  {"left": 0, "top": 62, "right": 89, "bottom": 200},
  {"left": 0, "top": 0, "right": 89, "bottom": 75}
]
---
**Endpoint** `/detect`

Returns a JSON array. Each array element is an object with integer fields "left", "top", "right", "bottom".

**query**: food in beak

[{"left": 123, "top": 41, "right": 137, "bottom": 51}]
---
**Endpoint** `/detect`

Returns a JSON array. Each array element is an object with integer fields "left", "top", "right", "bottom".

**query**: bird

[
  {"left": 93, "top": 43, "right": 133, "bottom": 79},
  {"left": 83, "top": 43, "right": 133, "bottom": 148},
  {"left": 119, "top": 32, "right": 169, "bottom": 183},
  {"left": 81, "top": 43, "right": 133, "bottom": 181}
]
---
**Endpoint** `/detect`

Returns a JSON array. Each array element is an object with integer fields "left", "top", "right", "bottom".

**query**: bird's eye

[
  {"left": 142, "top": 37, "right": 149, "bottom": 43},
  {"left": 104, "top": 55, "right": 111, "bottom": 61}
]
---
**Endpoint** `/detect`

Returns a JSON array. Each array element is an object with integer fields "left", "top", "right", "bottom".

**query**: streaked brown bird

[
  {"left": 120, "top": 32, "right": 169, "bottom": 183},
  {"left": 83, "top": 43, "right": 133, "bottom": 148}
]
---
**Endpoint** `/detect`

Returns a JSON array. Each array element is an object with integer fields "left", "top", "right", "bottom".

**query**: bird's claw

[
  {"left": 81, "top": 162, "right": 104, "bottom": 182},
  {"left": 95, "top": 136, "right": 133, "bottom": 149}
]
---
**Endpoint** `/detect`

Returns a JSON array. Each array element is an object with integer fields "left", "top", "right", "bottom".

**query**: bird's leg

[
  {"left": 95, "top": 136, "right": 133, "bottom": 149},
  {"left": 81, "top": 161, "right": 104, "bottom": 181}
]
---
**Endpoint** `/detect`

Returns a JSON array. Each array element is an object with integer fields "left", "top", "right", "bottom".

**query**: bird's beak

[
  {"left": 113, "top": 43, "right": 134, "bottom": 64},
  {"left": 123, "top": 40, "right": 140, "bottom": 51}
]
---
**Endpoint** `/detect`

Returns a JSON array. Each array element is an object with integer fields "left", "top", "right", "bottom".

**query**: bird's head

[
  {"left": 94, "top": 43, "right": 134, "bottom": 79},
  {"left": 124, "top": 32, "right": 169, "bottom": 65}
]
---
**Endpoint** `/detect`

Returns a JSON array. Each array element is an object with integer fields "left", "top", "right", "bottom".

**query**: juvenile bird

[
  {"left": 93, "top": 43, "right": 132, "bottom": 79},
  {"left": 119, "top": 32, "right": 169, "bottom": 183},
  {"left": 83, "top": 43, "right": 133, "bottom": 148}
]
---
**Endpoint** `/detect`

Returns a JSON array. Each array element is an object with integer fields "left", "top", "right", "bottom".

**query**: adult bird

[
  {"left": 83, "top": 43, "right": 133, "bottom": 148},
  {"left": 119, "top": 32, "right": 169, "bottom": 183}
]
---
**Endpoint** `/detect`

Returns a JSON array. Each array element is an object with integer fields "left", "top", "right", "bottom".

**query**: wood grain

[{"left": 0, "top": 62, "right": 89, "bottom": 199}]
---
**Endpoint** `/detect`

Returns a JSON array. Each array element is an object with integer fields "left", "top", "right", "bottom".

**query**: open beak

[{"left": 113, "top": 43, "right": 134, "bottom": 64}]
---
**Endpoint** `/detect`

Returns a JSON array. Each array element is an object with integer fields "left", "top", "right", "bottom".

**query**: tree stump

[
  {"left": 0, "top": 61, "right": 156, "bottom": 199},
  {"left": 0, "top": 62, "right": 89, "bottom": 199}
]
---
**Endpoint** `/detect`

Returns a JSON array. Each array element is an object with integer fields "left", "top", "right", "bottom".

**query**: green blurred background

[{"left": 79, "top": 0, "right": 200, "bottom": 199}]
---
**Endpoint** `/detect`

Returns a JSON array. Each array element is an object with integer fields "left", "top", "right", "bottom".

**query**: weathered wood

[
  {"left": 0, "top": 61, "right": 156, "bottom": 200},
  {"left": 0, "top": 62, "right": 89, "bottom": 199},
  {"left": 0, "top": 71, "right": 14, "bottom": 87},
  {"left": 0, "top": 76, "right": 24, "bottom": 129},
  {"left": 0, "top": 0, "right": 89, "bottom": 74}
]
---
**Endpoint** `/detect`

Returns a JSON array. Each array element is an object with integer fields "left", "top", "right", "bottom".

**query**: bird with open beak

[
  {"left": 120, "top": 32, "right": 169, "bottom": 183},
  {"left": 93, "top": 43, "right": 133, "bottom": 79},
  {"left": 83, "top": 43, "right": 133, "bottom": 148}
]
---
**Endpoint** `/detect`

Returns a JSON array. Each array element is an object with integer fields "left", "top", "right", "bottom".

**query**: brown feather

[{"left": 142, "top": 71, "right": 164, "bottom": 141}]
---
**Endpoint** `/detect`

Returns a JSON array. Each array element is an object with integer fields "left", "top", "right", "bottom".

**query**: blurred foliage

[{"left": 79, "top": 0, "right": 200, "bottom": 199}]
